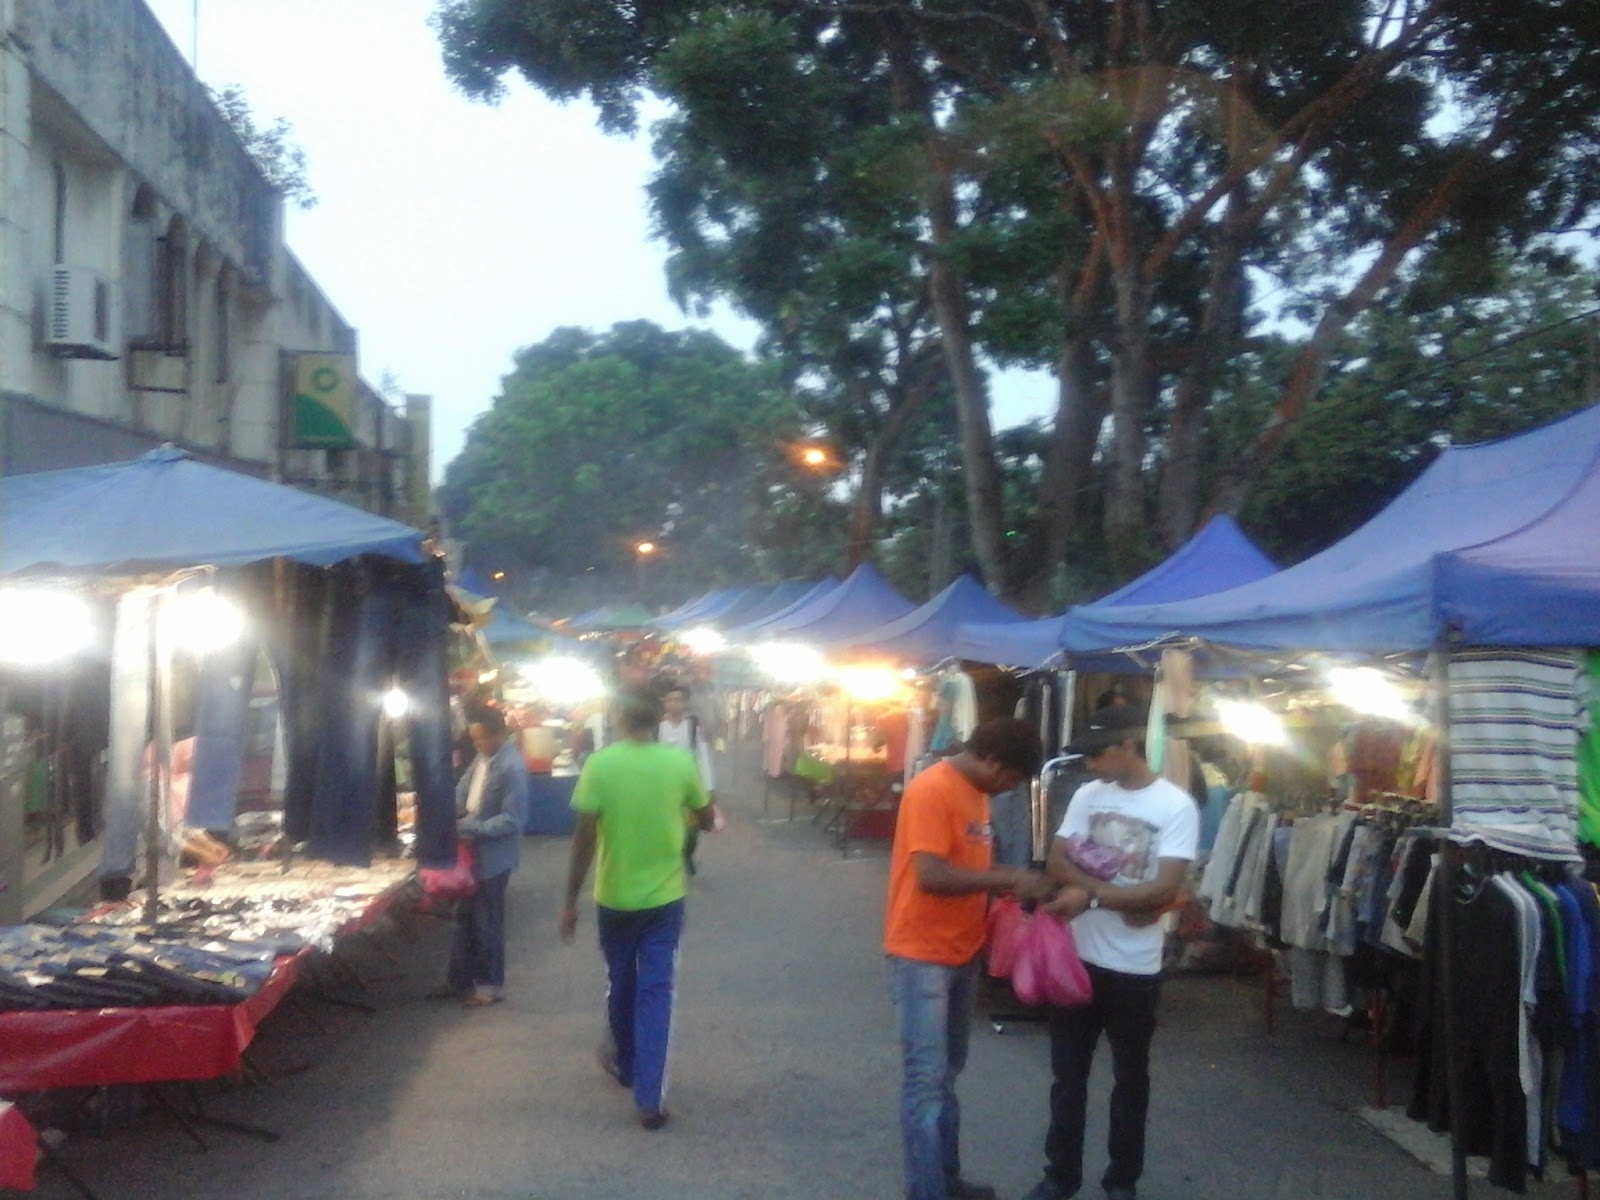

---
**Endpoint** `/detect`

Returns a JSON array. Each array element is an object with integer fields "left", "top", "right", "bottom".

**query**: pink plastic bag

[
  {"left": 1010, "top": 910, "right": 1094, "bottom": 1008},
  {"left": 420, "top": 841, "right": 477, "bottom": 900},
  {"left": 985, "top": 897, "right": 1027, "bottom": 979}
]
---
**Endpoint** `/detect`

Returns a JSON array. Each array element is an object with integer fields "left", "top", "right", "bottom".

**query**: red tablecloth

[
  {"left": 0, "top": 951, "right": 303, "bottom": 1096},
  {"left": 0, "top": 1101, "right": 37, "bottom": 1191}
]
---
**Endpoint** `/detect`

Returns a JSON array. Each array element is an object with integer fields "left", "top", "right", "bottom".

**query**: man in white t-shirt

[
  {"left": 659, "top": 684, "right": 717, "bottom": 875},
  {"left": 1020, "top": 705, "right": 1199, "bottom": 1200}
]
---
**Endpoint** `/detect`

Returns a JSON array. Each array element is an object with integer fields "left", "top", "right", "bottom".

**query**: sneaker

[
  {"left": 639, "top": 1107, "right": 669, "bottom": 1131},
  {"left": 1018, "top": 1181, "right": 1072, "bottom": 1200},
  {"left": 949, "top": 1180, "right": 999, "bottom": 1200}
]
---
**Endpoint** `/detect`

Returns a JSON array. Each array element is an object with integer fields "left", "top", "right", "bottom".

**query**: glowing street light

[{"left": 635, "top": 541, "right": 657, "bottom": 557}]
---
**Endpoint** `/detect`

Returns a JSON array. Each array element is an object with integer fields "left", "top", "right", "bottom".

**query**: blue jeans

[
  {"left": 447, "top": 869, "right": 509, "bottom": 994},
  {"left": 598, "top": 900, "right": 685, "bottom": 1114},
  {"left": 886, "top": 953, "right": 980, "bottom": 1200}
]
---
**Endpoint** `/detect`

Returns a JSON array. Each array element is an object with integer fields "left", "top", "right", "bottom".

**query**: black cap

[{"left": 1062, "top": 705, "right": 1150, "bottom": 757}]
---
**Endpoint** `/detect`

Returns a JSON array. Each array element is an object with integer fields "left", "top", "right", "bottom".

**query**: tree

[
  {"left": 435, "top": 321, "right": 835, "bottom": 612},
  {"left": 1233, "top": 260, "right": 1600, "bottom": 562},
  {"left": 206, "top": 84, "right": 317, "bottom": 210},
  {"left": 435, "top": 1, "right": 1600, "bottom": 602}
]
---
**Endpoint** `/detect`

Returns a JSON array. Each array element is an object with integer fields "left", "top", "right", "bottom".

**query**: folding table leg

[{"left": 36, "top": 1142, "right": 105, "bottom": 1200}]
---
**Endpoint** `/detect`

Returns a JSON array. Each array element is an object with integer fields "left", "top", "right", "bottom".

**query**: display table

[
  {"left": 0, "top": 1101, "right": 36, "bottom": 1191},
  {"left": 0, "top": 951, "right": 304, "bottom": 1095},
  {"left": 0, "top": 864, "right": 413, "bottom": 1096},
  {"left": 523, "top": 772, "right": 578, "bottom": 835}
]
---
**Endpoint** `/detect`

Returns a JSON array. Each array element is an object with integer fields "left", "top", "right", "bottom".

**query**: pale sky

[{"left": 145, "top": 0, "right": 1054, "bottom": 480}]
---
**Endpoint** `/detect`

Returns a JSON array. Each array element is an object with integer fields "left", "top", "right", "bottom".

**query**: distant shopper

[
  {"left": 435, "top": 705, "right": 528, "bottom": 1008},
  {"left": 562, "top": 688, "right": 716, "bottom": 1130},
  {"left": 658, "top": 683, "right": 717, "bottom": 875},
  {"left": 1019, "top": 705, "right": 1199, "bottom": 1200},
  {"left": 885, "top": 718, "right": 1056, "bottom": 1200}
]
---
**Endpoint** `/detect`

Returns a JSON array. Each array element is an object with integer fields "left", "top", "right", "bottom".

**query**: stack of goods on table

[
  {"left": 0, "top": 858, "right": 414, "bottom": 1012},
  {"left": 0, "top": 924, "right": 279, "bottom": 1010}
]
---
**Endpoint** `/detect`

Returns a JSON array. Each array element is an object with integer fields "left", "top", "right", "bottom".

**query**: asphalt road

[{"left": 24, "top": 748, "right": 1507, "bottom": 1199}]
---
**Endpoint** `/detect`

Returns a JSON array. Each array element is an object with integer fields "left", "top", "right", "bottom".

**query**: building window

[
  {"left": 215, "top": 265, "right": 232, "bottom": 384},
  {"left": 156, "top": 217, "right": 188, "bottom": 350},
  {"left": 124, "top": 185, "right": 159, "bottom": 340},
  {"left": 52, "top": 162, "right": 67, "bottom": 263}
]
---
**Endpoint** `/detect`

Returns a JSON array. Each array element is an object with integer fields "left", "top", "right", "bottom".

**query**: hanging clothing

[{"left": 1450, "top": 649, "right": 1586, "bottom": 856}]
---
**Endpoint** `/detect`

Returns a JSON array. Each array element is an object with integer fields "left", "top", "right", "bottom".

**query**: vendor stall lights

[
  {"left": 835, "top": 664, "right": 905, "bottom": 703},
  {"left": 749, "top": 641, "right": 830, "bottom": 685},
  {"left": 166, "top": 588, "right": 245, "bottom": 655},
  {"left": 1214, "top": 698, "right": 1290, "bottom": 747},
  {"left": 0, "top": 586, "right": 93, "bottom": 666},
  {"left": 679, "top": 626, "right": 727, "bottom": 656},
  {"left": 526, "top": 656, "right": 608, "bottom": 707},
  {"left": 1326, "top": 666, "right": 1419, "bottom": 724}
]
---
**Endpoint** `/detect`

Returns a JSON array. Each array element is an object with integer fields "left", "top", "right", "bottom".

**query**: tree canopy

[
  {"left": 435, "top": 0, "right": 1600, "bottom": 608},
  {"left": 435, "top": 321, "right": 841, "bottom": 612}
]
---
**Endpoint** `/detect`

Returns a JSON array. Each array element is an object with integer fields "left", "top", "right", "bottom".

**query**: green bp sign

[{"left": 292, "top": 353, "right": 357, "bottom": 448}]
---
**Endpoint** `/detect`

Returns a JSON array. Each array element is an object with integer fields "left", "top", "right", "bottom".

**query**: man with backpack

[{"left": 658, "top": 683, "right": 716, "bottom": 875}]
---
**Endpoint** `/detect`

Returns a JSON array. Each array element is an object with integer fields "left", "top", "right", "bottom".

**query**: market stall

[
  {"left": 950, "top": 515, "right": 1279, "bottom": 670},
  {"left": 1038, "top": 405, "right": 1600, "bottom": 1196},
  {"left": 0, "top": 445, "right": 457, "bottom": 897}
]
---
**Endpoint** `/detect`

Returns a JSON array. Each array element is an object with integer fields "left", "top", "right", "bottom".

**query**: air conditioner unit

[{"left": 47, "top": 266, "right": 119, "bottom": 360}]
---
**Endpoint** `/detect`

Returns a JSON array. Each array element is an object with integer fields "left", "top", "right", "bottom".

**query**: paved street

[{"left": 27, "top": 749, "right": 1502, "bottom": 1199}]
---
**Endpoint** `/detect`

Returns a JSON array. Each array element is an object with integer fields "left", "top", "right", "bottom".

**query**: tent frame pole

[{"left": 1431, "top": 632, "right": 1469, "bottom": 1200}]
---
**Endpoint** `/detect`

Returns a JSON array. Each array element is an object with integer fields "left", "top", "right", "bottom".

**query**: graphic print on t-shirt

[{"left": 1069, "top": 811, "right": 1160, "bottom": 882}]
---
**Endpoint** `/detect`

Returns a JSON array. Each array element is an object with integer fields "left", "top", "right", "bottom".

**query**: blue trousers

[
  {"left": 886, "top": 953, "right": 980, "bottom": 1200},
  {"left": 598, "top": 900, "right": 685, "bottom": 1114},
  {"left": 447, "top": 870, "right": 509, "bottom": 994}
]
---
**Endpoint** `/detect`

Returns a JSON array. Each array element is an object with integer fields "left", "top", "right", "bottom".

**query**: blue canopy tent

[
  {"left": 740, "top": 563, "right": 916, "bottom": 643},
  {"left": 650, "top": 586, "right": 747, "bottom": 632},
  {"left": 0, "top": 446, "right": 455, "bottom": 875},
  {"left": 1058, "top": 405, "right": 1600, "bottom": 656},
  {"left": 565, "top": 601, "right": 657, "bottom": 632},
  {"left": 819, "top": 574, "right": 1028, "bottom": 665},
  {"left": 0, "top": 446, "right": 426, "bottom": 574},
  {"left": 951, "top": 515, "right": 1279, "bottom": 668},
  {"left": 481, "top": 603, "right": 572, "bottom": 651},
  {"left": 721, "top": 578, "right": 838, "bottom": 638}
]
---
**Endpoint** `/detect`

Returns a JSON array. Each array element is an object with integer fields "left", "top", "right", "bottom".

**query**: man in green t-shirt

[{"left": 562, "top": 688, "right": 715, "bottom": 1130}]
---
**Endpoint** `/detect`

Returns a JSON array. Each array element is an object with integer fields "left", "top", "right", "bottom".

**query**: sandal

[{"left": 462, "top": 993, "right": 503, "bottom": 1008}]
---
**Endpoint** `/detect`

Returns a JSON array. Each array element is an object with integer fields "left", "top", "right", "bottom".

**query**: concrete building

[
  {"left": 0, "top": 0, "right": 430, "bottom": 521},
  {"left": 0, "top": 0, "right": 435, "bottom": 922}
]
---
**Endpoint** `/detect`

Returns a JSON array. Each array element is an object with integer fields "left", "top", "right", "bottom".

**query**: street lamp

[{"left": 634, "top": 540, "right": 657, "bottom": 599}]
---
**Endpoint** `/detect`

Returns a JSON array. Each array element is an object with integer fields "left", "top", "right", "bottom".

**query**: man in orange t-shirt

[{"left": 885, "top": 719, "right": 1055, "bottom": 1200}]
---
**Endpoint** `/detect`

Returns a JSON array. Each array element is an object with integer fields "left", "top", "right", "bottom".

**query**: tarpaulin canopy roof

[
  {"left": 738, "top": 562, "right": 915, "bottom": 643},
  {"left": 482, "top": 604, "right": 571, "bottom": 648},
  {"left": 650, "top": 586, "right": 746, "bottom": 632},
  {"left": 951, "top": 515, "right": 1278, "bottom": 668},
  {"left": 0, "top": 445, "right": 426, "bottom": 574},
  {"left": 819, "top": 574, "right": 1027, "bottom": 664},
  {"left": 719, "top": 578, "right": 836, "bottom": 636},
  {"left": 565, "top": 601, "right": 656, "bottom": 632},
  {"left": 1060, "top": 404, "right": 1600, "bottom": 655}
]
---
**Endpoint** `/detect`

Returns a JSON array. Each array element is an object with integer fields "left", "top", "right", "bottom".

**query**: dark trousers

[
  {"left": 447, "top": 870, "right": 509, "bottom": 993},
  {"left": 598, "top": 899, "right": 685, "bottom": 1114},
  {"left": 1043, "top": 962, "right": 1162, "bottom": 1196}
]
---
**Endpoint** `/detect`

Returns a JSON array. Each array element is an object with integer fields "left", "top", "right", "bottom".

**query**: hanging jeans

[
  {"left": 885, "top": 953, "right": 980, "bottom": 1200},
  {"left": 598, "top": 900, "right": 685, "bottom": 1115},
  {"left": 1043, "top": 963, "right": 1162, "bottom": 1197},
  {"left": 447, "top": 870, "right": 510, "bottom": 997}
]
